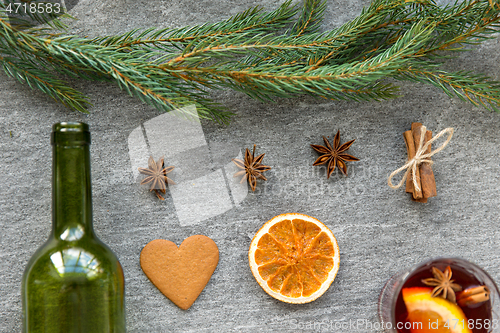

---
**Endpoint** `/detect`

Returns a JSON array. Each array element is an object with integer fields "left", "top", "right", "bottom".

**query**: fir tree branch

[
  {"left": 302, "top": 0, "right": 429, "bottom": 70},
  {"left": 160, "top": 21, "right": 434, "bottom": 102},
  {"left": 1, "top": 16, "right": 230, "bottom": 121},
  {"left": 422, "top": 1, "right": 500, "bottom": 54},
  {"left": 92, "top": 0, "right": 298, "bottom": 49},
  {"left": 1, "top": 0, "right": 500, "bottom": 118},
  {"left": 396, "top": 68, "right": 500, "bottom": 111},
  {"left": 0, "top": 46, "right": 91, "bottom": 112},
  {"left": 304, "top": 0, "right": 500, "bottom": 68},
  {"left": 164, "top": 5, "right": 427, "bottom": 68},
  {"left": 341, "top": 0, "right": 500, "bottom": 61}
]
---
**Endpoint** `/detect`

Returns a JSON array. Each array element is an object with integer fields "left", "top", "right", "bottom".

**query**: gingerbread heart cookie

[{"left": 140, "top": 235, "right": 219, "bottom": 310}]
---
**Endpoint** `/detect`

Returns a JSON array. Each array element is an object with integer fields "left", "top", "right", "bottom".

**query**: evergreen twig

[{"left": 0, "top": 0, "right": 499, "bottom": 121}]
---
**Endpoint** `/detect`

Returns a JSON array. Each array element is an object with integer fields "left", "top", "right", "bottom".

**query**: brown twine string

[{"left": 388, "top": 126, "right": 454, "bottom": 191}]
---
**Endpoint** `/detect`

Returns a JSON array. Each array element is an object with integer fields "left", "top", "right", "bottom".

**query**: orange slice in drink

[
  {"left": 402, "top": 287, "right": 472, "bottom": 333},
  {"left": 248, "top": 213, "right": 340, "bottom": 303}
]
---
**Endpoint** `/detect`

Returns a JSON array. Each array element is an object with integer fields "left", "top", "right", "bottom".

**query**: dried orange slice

[{"left": 248, "top": 213, "right": 340, "bottom": 303}]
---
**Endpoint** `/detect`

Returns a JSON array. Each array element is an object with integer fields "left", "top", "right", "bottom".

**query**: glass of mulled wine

[{"left": 378, "top": 258, "right": 500, "bottom": 333}]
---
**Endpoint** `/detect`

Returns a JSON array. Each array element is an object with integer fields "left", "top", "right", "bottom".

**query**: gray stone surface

[{"left": 1, "top": 0, "right": 500, "bottom": 332}]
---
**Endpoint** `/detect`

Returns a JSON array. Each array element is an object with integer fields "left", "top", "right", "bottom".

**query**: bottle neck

[{"left": 52, "top": 143, "right": 94, "bottom": 240}]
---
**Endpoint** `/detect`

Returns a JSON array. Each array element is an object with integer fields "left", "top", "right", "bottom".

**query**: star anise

[
  {"left": 232, "top": 145, "right": 271, "bottom": 191},
  {"left": 138, "top": 156, "right": 175, "bottom": 200},
  {"left": 311, "top": 130, "right": 359, "bottom": 178},
  {"left": 422, "top": 266, "right": 463, "bottom": 303}
]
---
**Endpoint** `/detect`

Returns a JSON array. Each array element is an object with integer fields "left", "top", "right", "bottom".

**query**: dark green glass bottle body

[{"left": 22, "top": 123, "right": 125, "bottom": 333}]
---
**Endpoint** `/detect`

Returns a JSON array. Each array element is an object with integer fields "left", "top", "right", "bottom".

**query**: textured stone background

[{"left": 1, "top": 0, "right": 500, "bottom": 332}]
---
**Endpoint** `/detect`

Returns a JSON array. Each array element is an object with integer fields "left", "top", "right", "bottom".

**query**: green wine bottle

[{"left": 22, "top": 122, "right": 125, "bottom": 333}]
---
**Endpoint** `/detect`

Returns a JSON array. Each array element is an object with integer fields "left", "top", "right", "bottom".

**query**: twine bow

[{"left": 388, "top": 126, "right": 454, "bottom": 191}]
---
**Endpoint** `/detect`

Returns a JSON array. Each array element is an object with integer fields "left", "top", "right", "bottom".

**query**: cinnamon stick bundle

[{"left": 403, "top": 122, "right": 437, "bottom": 202}]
